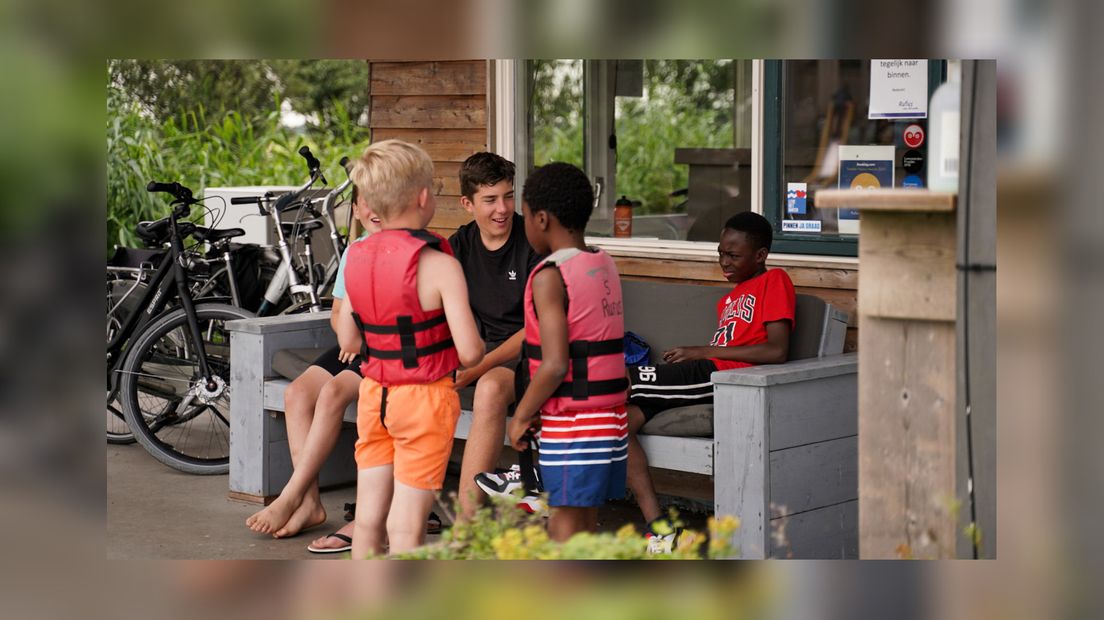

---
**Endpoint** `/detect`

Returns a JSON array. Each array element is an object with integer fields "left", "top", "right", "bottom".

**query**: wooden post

[{"left": 817, "top": 189, "right": 959, "bottom": 558}]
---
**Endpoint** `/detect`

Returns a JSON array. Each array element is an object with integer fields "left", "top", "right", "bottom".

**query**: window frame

[{"left": 761, "top": 59, "right": 946, "bottom": 257}]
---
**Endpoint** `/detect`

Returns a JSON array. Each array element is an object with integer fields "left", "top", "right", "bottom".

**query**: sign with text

[
  {"left": 869, "top": 59, "right": 929, "bottom": 119},
  {"left": 837, "top": 145, "right": 895, "bottom": 235}
]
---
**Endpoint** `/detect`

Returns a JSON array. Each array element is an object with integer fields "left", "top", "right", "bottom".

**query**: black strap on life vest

[
  {"left": 519, "top": 337, "right": 627, "bottom": 400},
  {"left": 352, "top": 312, "right": 454, "bottom": 370}
]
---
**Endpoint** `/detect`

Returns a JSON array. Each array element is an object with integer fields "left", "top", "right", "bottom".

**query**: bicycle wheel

[
  {"left": 279, "top": 296, "right": 334, "bottom": 315},
  {"left": 119, "top": 303, "right": 254, "bottom": 474},
  {"left": 107, "top": 273, "right": 148, "bottom": 444}
]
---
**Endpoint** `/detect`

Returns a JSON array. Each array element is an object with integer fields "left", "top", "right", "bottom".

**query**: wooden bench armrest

[
  {"left": 226, "top": 312, "right": 333, "bottom": 335},
  {"left": 711, "top": 352, "right": 857, "bottom": 387}
]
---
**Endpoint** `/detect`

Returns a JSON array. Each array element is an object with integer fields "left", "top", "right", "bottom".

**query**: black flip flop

[
  {"left": 426, "top": 511, "right": 443, "bottom": 535},
  {"left": 307, "top": 532, "right": 352, "bottom": 554}
]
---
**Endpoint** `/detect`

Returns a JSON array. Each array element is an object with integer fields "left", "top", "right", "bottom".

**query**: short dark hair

[
  {"left": 522, "top": 162, "right": 594, "bottom": 232},
  {"left": 459, "top": 152, "right": 515, "bottom": 199},
  {"left": 723, "top": 211, "right": 773, "bottom": 252}
]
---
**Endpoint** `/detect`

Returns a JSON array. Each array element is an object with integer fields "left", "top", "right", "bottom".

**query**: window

[
  {"left": 523, "top": 59, "right": 753, "bottom": 242},
  {"left": 763, "top": 60, "right": 944, "bottom": 256}
]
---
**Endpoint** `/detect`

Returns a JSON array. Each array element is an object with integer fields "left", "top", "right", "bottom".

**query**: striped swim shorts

[{"left": 536, "top": 406, "right": 628, "bottom": 508}]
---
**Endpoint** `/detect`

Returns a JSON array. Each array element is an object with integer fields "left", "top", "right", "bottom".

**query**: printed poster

[
  {"left": 869, "top": 59, "right": 928, "bottom": 119},
  {"left": 837, "top": 145, "right": 895, "bottom": 235}
]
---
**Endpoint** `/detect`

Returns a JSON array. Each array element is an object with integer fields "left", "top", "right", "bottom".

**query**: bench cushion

[
  {"left": 640, "top": 404, "right": 714, "bottom": 437},
  {"left": 271, "top": 347, "right": 329, "bottom": 381}
]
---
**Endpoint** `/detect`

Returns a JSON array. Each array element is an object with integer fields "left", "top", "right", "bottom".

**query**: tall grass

[{"left": 107, "top": 88, "right": 369, "bottom": 253}]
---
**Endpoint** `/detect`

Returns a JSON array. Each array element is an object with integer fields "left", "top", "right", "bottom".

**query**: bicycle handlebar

[
  {"left": 146, "top": 181, "right": 194, "bottom": 203},
  {"left": 298, "top": 146, "right": 327, "bottom": 185},
  {"left": 230, "top": 196, "right": 261, "bottom": 205}
]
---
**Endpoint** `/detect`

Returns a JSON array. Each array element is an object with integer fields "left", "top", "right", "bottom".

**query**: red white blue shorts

[{"left": 536, "top": 406, "right": 628, "bottom": 508}]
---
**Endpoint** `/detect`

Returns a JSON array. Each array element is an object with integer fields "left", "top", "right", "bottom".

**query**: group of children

[{"left": 246, "top": 139, "right": 796, "bottom": 557}]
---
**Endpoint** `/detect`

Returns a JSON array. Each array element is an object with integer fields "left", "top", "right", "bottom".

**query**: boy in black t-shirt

[{"left": 449, "top": 152, "right": 542, "bottom": 520}]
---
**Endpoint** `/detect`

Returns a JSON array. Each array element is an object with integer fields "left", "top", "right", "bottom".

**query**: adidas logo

[{"left": 508, "top": 270, "right": 517, "bottom": 281}]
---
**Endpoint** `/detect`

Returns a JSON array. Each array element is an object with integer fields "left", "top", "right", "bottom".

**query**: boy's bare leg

[
  {"left": 626, "top": 404, "right": 662, "bottom": 523},
  {"left": 386, "top": 481, "right": 437, "bottom": 555},
  {"left": 548, "top": 506, "right": 598, "bottom": 542},
  {"left": 246, "top": 367, "right": 329, "bottom": 534},
  {"left": 271, "top": 371, "right": 361, "bottom": 537},
  {"left": 456, "top": 367, "right": 514, "bottom": 520},
  {"left": 352, "top": 466, "right": 394, "bottom": 559}
]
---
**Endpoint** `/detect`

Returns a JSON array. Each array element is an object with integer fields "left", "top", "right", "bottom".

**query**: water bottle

[{"left": 927, "top": 60, "right": 961, "bottom": 192}]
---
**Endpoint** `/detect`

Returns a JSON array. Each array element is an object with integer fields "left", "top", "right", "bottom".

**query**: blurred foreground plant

[{"left": 371, "top": 494, "right": 740, "bottom": 560}]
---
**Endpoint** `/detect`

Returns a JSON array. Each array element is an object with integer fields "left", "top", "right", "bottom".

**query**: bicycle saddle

[
  {"left": 280, "top": 219, "right": 325, "bottom": 236},
  {"left": 136, "top": 219, "right": 196, "bottom": 245},
  {"left": 193, "top": 226, "right": 246, "bottom": 243}
]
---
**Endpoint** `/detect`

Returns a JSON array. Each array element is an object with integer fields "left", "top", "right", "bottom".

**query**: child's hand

[
  {"left": 662, "top": 346, "right": 703, "bottom": 363},
  {"left": 507, "top": 416, "right": 537, "bottom": 451},
  {"left": 454, "top": 367, "right": 479, "bottom": 389},
  {"left": 338, "top": 348, "right": 359, "bottom": 364}
]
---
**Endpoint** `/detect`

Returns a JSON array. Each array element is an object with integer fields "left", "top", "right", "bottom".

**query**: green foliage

[
  {"left": 362, "top": 494, "right": 740, "bottom": 560},
  {"left": 529, "top": 60, "right": 734, "bottom": 214},
  {"left": 108, "top": 60, "right": 369, "bottom": 136},
  {"left": 107, "top": 77, "right": 368, "bottom": 253}
]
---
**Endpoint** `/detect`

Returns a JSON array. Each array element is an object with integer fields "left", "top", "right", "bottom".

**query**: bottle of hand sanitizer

[{"left": 927, "top": 60, "right": 961, "bottom": 193}]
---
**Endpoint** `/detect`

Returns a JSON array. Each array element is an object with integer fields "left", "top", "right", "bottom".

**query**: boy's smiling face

[
  {"left": 717, "top": 228, "right": 767, "bottom": 284},
  {"left": 462, "top": 180, "right": 515, "bottom": 242}
]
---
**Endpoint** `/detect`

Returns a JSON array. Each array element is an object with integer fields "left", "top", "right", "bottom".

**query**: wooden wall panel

[
  {"left": 368, "top": 60, "right": 487, "bottom": 238},
  {"left": 371, "top": 95, "right": 486, "bottom": 129},
  {"left": 371, "top": 61, "right": 486, "bottom": 95}
]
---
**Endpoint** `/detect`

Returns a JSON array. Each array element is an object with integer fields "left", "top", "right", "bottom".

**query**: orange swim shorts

[{"left": 354, "top": 374, "right": 460, "bottom": 490}]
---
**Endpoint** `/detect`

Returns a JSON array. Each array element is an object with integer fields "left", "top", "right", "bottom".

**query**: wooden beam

[
  {"left": 859, "top": 211, "right": 957, "bottom": 322},
  {"left": 816, "top": 189, "right": 956, "bottom": 212}
]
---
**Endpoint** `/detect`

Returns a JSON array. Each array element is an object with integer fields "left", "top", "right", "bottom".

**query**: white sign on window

[{"left": 869, "top": 59, "right": 928, "bottom": 119}]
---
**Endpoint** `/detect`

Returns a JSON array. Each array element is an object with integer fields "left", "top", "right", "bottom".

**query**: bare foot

[
  {"left": 309, "top": 521, "right": 355, "bottom": 551},
  {"left": 246, "top": 493, "right": 302, "bottom": 535},
  {"left": 273, "top": 496, "right": 327, "bottom": 538}
]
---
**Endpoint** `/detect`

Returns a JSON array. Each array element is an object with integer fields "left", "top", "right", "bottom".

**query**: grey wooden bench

[{"left": 226, "top": 280, "right": 856, "bottom": 558}]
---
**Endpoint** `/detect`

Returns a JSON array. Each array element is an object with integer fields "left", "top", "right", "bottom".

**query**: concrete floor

[{"left": 107, "top": 440, "right": 709, "bottom": 559}]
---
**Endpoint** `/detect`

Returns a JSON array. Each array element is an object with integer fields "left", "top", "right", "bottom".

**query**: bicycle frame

[{"left": 106, "top": 202, "right": 219, "bottom": 398}]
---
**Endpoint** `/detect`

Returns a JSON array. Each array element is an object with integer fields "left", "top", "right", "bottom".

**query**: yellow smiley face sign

[{"left": 850, "top": 172, "right": 882, "bottom": 190}]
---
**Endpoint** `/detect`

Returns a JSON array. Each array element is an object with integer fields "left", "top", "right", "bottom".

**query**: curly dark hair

[
  {"left": 459, "top": 152, "right": 516, "bottom": 199},
  {"left": 723, "top": 211, "right": 773, "bottom": 251},
  {"left": 522, "top": 162, "right": 594, "bottom": 232}
]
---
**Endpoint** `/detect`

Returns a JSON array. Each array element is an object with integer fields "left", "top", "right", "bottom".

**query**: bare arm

[
  {"left": 423, "top": 251, "right": 484, "bottom": 369},
  {"left": 507, "top": 268, "right": 568, "bottom": 451},
  {"left": 454, "top": 328, "right": 525, "bottom": 389},
  {"left": 661, "top": 320, "right": 791, "bottom": 365},
  {"left": 334, "top": 294, "right": 362, "bottom": 358}
]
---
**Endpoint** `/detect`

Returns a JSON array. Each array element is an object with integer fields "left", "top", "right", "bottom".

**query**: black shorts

[
  {"left": 628, "top": 359, "right": 717, "bottom": 421},
  {"left": 311, "top": 345, "right": 364, "bottom": 377}
]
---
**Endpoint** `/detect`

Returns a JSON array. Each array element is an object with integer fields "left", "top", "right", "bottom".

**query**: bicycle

[
  {"left": 111, "top": 181, "right": 255, "bottom": 473},
  {"left": 107, "top": 219, "right": 265, "bottom": 443},
  {"left": 235, "top": 146, "right": 347, "bottom": 316}
]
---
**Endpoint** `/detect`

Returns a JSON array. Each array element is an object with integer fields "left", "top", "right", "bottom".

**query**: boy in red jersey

[
  {"left": 334, "top": 139, "right": 484, "bottom": 557},
  {"left": 626, "top": 211, "right": 795, "bottom": 552},
  {"left": 506, "top": 162, "right": 628, "bottom": 542}
]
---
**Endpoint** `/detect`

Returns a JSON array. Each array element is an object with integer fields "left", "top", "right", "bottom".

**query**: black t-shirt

[{"left": 449, "top": 213, "right": 542, "bottom": 344}]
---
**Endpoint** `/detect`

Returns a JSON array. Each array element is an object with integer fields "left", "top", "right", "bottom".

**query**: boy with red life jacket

[
  {"left": 504, "top": 162, "right": 629, "bottom": 542},
  {"left": 333, "top": 139, "right": 484, "bottom": 557}
]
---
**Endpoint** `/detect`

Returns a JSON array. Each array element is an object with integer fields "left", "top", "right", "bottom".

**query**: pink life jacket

[
  {"left": 343, "top": 228, "right": 459, "bottom": 386},
  {"left": 521, "top": 247, "right": 627, "bottom": 414}
]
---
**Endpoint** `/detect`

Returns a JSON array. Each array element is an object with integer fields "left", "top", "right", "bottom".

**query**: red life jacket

[
  {"left": 343, "top": 229, "right": 459, "bottom": 386},
  {"left": 521, "top": 247, "right": 627, "bottom": 415}
]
